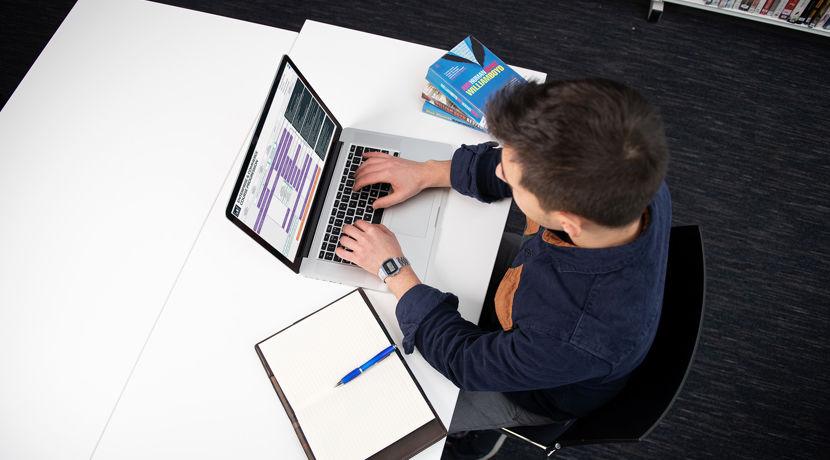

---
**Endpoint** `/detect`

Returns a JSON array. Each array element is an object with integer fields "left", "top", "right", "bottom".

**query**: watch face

[{"left": 383, "top": 260, "right": 397, "bottom": 274}]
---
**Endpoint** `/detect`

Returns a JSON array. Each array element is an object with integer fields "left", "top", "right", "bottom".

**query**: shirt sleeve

[
  {"left": 396, "top": 284, "right": 610, "bottom": 392},
  {"left": 449, "top": 141, "right": 512, "bottom": 203}
]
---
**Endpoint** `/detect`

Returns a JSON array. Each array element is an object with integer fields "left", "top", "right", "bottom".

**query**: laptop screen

[{"left": 227, "top": 56, "right": 340, "bottom": 270}]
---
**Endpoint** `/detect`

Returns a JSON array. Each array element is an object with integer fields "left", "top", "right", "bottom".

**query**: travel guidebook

[
  {"left": 421, "top": 82, "right": 485, "bottom": 131},
  {"left": 424, "top": 36, "right": 525, "bottom": 130},
  {"left": 421, "top": 101, "right": 486, "bottom": 132}
]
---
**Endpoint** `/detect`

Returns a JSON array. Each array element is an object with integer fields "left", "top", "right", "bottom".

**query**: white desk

[
  {"left": 92, "top": 20, "right": 546, "bottom": 460},
  {"left": 0, "top": 0, "right": 297, "bottom": 458}
]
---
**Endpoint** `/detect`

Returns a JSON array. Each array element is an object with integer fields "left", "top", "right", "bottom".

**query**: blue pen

[{"left": 335, "top": 345, "right": 397, "bottom": 387}]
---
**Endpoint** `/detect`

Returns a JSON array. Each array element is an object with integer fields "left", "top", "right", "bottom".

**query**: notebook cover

[{"left": 255, "top": 288, "right": 447, "bottom": 460}]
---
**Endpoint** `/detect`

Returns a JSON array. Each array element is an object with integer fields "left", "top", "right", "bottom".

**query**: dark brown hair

[{"left": 486, "top": 79, "right": 668, "bottom": 228}]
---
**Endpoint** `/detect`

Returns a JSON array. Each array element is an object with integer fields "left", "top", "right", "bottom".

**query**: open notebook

[{"left": 255, "top": 289, "right": 446, "bottom": 460}]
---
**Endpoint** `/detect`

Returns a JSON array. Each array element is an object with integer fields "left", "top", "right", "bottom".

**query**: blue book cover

[
  {"left": 425, "top": 36, "right": 525, "bottom": 128},
  {"left": 421, "top": 101, "right": 486, "bottom": 132}
]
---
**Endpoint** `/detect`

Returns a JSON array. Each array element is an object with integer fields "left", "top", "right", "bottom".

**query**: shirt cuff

[
  {"left": 450, "top": 141, "right": 504, "bottom": 202},
  {"left": 396, "top": 284, "right": 459, "bottom": 354}
]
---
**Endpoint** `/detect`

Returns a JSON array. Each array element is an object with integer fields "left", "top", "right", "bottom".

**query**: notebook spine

[{"left": 255, "top": 345, "right": 316, "bottom": 459}]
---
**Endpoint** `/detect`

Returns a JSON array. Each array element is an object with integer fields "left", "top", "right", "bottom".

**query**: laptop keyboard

[{"left": 318, "top": 144, "right": 399, "bottom": 265}]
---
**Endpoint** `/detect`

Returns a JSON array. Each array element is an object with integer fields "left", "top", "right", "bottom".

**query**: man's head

[{"left": 487, "top": 79, "right": 668, "bottom": 230}]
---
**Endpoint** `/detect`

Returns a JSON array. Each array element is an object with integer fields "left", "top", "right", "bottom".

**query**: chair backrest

[{"left": 553, "top": 225, "right": 706, "bottom": 448}]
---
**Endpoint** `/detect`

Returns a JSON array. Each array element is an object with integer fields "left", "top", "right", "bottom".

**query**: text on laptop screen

[{"left": 230, "top": 62, "right": 335, "bottom": 261}]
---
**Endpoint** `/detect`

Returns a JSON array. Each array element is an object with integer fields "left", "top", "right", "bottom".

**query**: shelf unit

[{"left": 648, "top": 0, "right": 830, "bottom": 37}]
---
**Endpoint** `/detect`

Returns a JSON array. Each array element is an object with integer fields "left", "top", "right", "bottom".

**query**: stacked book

[
  {"left": 421, "top": 37, "right": 526, "bottom": 132},
  {"left": 703, "top": 0, "right": 830, "bottom": 29}
]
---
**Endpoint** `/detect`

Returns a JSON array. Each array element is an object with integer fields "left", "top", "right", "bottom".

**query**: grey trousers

[{"left": 447, "top": 390, "right": 560, "bottom": 434}]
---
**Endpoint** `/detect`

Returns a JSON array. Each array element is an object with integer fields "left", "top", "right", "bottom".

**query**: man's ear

[{"left": 553, "top": 211, "right": 584, "bottom": 238}]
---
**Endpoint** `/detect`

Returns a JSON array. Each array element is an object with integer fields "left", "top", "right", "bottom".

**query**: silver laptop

[{"left": 226, "top": 55, "right": 452, "bottom": 291}]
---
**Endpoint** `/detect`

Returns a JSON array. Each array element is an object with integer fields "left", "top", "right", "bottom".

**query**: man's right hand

[{"left": 353, "top": 151, "right": 451, "bottom": 209}]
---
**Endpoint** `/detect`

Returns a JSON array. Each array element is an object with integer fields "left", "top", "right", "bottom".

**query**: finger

[
  {"left": 356, "top": 155, "right": 394, "bottom": 177},
  {"left": 352, "top": 219, "right": 371, "bottom": 231},
  {"left": 354, "top": 161, "right": 388, "bottom": 181},
  {"left": 339, "top": 223, "right": 359, "bottom": 239},
  {"left": 338, "top": 232, "right": 357, "bottom": 250},
  {"left": 354, "top": 171, "right": 391, "bottom": 191},
  {"left": 354, "top": 165, "right": 383, "bottom": 182},
  {"left": 354, "top": 162, "right": 381, "bottom": 180},
  {"left": 356, "top": 155, "right": 391, "bottom": 171},
  {"left": 356, "top": 157, "right": 385, "bottom": 170},
  {"left": 358, "top": 156, "right": 393, "bottom": 170},
  {"left": 334, "top": 246, "right": 355, "bottom": 262},
  {"left": 362, "top": 151, "right": 392, "bottom": 160},
  {"left": 371, "top": 193, "right": 401, "bottom": 209}
]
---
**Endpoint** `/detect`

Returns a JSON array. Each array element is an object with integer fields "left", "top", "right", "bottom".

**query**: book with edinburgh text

[
  {"left": 425, "top": 36, "right": 525, "bottom": 130},
  {"left": 421, "top": 82, "right": 485, "bottom": 132},
  {"left": 422, "top": 101, "right": 486, "bottom": 132}
]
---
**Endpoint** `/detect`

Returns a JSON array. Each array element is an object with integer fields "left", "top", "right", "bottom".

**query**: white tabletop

[
  {"left": 92, "top": 20, "right": 546, "bottom": 460},
  {"left": 0, "top": 0, "right": 297, "bottom": 458}
]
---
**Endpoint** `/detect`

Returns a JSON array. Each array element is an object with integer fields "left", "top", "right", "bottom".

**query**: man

[{"left": 336, "top": 79, "right": 671, "bottom": 459}]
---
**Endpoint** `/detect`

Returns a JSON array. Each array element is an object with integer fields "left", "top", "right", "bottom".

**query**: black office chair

[{"left": 500, "top": 225, "right": 706, "bottom": 456}]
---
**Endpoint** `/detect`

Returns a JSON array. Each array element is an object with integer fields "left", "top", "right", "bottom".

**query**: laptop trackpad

[{"left": 383, "top": 191, "right": 434, "bottom": 238}]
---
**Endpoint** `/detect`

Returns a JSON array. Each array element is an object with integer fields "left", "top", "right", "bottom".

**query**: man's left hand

[{"left": 336, "top": 220, "right": 404, "bottom": 274}]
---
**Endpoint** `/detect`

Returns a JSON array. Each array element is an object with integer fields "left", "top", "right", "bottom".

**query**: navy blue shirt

[{"left": 396, "top": 142, "right": 672, "bottom": 418}]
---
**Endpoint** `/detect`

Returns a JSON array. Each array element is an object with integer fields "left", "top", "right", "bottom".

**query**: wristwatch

[{"left": 378, "top": 257, "right": 410, "bottom": 283}]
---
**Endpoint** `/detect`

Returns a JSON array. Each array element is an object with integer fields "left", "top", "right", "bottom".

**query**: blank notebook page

[{"left": 258, "top": 291, "right": 435, "bottom": 460}]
